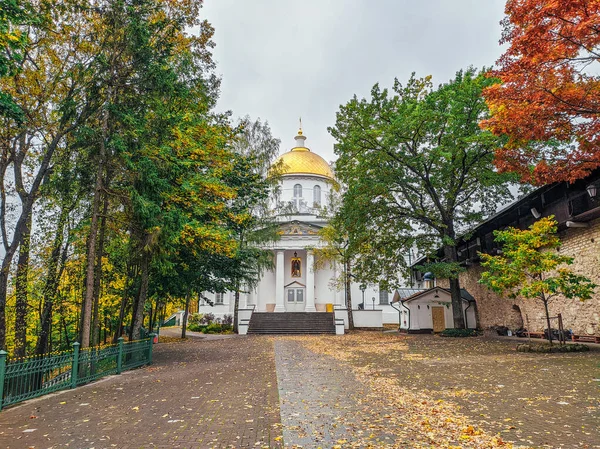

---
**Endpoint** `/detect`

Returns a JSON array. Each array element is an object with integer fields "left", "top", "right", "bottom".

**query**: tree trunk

[
  {"left": 443, "top": 243, "right": 466, "bottom": 329},
  {"left": 233, "top": 287, "right": 240, "bottom": 334},
  {"left": 542, "top": 295, "right": 553, "bottom": 345},
  {"left": 181, "top": 287, "right": 191, "bottom": 339},
  {"left": 36, "top": 207, "right": 69, "bottom": 355},
  {"left": 14, "top": 211, "right": 32, "bottom": 357},
  {"left": 346, "top": 259, "right": 354, "bottom": 330},
  {"left": 131, "top": 249, "right": 149, "bottom": 340},
  {"left": 91, "top": 197, "right": 109, "bottom": 347},
  {"left": 81, "top": 173, "right": 103, "bottom": 346},
  {"left": 113, "top": 263, "right": 132, "bottom": 343},
  {"left": 151, "top": 298, "right": 159, "bottom": 332}
]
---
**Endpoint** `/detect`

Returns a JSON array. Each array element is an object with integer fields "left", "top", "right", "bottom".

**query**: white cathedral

[{"left": 196, "top": 127, "right": 402, "bottom": 322}]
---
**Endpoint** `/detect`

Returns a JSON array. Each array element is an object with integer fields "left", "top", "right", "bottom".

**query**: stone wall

[{"left": 439, "top": 218, "right": 600, "bottom": 336}]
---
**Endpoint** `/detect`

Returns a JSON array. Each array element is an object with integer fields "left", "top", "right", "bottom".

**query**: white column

[
  {"left": 274, "top": 250, "right": 285, "bottom": 312},
  {"left": 306, "top": 251, "right": 316, "bottom": 312},
  {"left": 257, "top": 282, "right": 266, "bottom": 312}
]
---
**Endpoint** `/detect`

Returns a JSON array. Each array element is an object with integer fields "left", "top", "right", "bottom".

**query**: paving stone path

[
  {"left": 0, "top": 333, "right": 598, "bottom": 448},
  {"left": 274, "top": 339, "right": 396, "bottom": 447},
  {"left": 0, "top": 337, "right": 282, "bottom": 449}
]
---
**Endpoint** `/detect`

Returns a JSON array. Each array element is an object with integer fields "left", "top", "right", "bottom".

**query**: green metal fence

[{"left": 0, "top": 335, "right": 156, "bottom": 411}]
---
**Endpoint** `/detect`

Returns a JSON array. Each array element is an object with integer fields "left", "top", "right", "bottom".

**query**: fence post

[
  {"left": 0, "top": 350, "right": 7, "bottom": 411},
  {"left": 71, "top": 342, "right": 80, "bottom": 389},
  {"left": 117, "top": 337, "right": 124, "bottom": 374},
  {"left": 148, "top": 334, "right": 156, "bottom": 365}
]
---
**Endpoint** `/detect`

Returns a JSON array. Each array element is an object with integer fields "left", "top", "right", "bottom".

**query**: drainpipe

[
  {"left": 390, "top": 301, "right": 402, "bottom": 331},
  {"left": 464, "top": 301, "right": 473, "bottom": 329},
  {"left": 391, "top": 300, "right": 410, "bottom": 333},
  {"left": 401, "top": 300, "right": 411, "bottom": 332}
]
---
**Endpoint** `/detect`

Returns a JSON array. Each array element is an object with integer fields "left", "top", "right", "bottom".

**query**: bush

[
  {"left": 203, "top": 323, "right": 222, "bottom": 334},
  {"left": 222, "top": 314, "right": 233, "bottom": 326},
  {"left": 517, "top": 343, "right": 590, "bottom": 353},
  {"left": 201, "top": 313, "right": 215, "bottom": 325},
  {"left": 188, "top": 323, "right": 207, "bottom": 332},
  {"left": 188, "top": 313, "right": 204, "bottom": 327},
  {"left": 440, "top": 328, "right": 479, "bottom": 337}
]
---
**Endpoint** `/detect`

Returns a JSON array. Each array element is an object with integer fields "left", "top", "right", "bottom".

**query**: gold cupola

[{"left": 272, "top": 124, "right": 335, "bottom": 180}]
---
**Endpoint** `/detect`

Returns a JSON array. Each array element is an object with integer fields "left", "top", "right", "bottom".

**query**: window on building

[
  {"left": 293, "top": 184, "right": 302, "bottom": 211},
  {"left": 293, "top": 184, "right": 302, "bottom": 198},
  {"left": 215, "top": 292, "right": 224, "bottom": 304},
  {"left": 313, "top": 185, "right": 321, "bottom": 207},
  {"left": 379, "top": 286, "right": 389, "bottom": 305}
]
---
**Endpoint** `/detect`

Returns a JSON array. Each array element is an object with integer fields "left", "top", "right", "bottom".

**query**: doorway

[
  {"left": 286, "top": 288, "right": 305, "bottom": 312},
  {"left": 431, "top": 306, "right": 446, "bottom": 332}
]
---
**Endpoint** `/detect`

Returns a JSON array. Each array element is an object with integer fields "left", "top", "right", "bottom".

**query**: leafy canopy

[
  {"left": 482, "top": 0, "right": 600, "bottom": 184},
  {"left": 479, "top": 216, "right": 596, "bottom": 302},
  {"left": 330, "top": 68, "right": 516, "bottom": 287}
]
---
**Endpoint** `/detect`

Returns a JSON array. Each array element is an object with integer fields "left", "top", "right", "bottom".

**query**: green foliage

[
  {"left": 0, "top": 0, "right": 39, "bottom": 120},
  {"left": 440, "top": 328, "right": 478, "bottom": 337},
  {"left": 0, "top": 0, "right": 281, "bottom": 353},
  {"left": 479, "top": 216, "right": 596, "bottom": 302},
  {"left": 187, "top": 313, "right": 204, "bottom": 327},
  {"left": 415, "top": 262, "right": 465, "bottom": 280},
  {"left": 480, "top": 216, "right": 596, "bottom": 343},
  {"left": 329, "top": 68, "right": 517, "bottom": 289}
]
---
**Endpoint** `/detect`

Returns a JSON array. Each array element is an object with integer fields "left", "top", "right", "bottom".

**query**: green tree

[
  {"left": 329, "top": 68, "right": 516, "bottom": 328},
  {"left": 313, "top": 193, "right": 357, "bottom": 330},
  {"left": 479, "top": 216, "right": 596, "bottom": 343},
  {"left": 0, "top": 0, "right": 38, "bottom": 120},
  {"left": 226, "top": 118, "right": 280, "bottom": 333}
]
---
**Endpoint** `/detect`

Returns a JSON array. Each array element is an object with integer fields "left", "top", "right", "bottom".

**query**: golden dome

[{"left": 272, "top": 127, "right": 335, "bottom": 180}]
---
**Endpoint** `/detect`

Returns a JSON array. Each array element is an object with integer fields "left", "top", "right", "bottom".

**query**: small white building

[{"left": 394, "top": 287, "right": 477, "bottom": 333}]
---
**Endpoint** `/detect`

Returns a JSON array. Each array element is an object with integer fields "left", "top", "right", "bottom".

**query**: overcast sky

[{"left": 201, "top": 0, "right": 508, "bottom": 163}]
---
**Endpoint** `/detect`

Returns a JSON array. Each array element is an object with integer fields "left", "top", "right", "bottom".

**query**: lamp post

[
  {"left": 372, "top": 296, "right": 376, "bottom": 310},
  {"left": 360, "top": 284, "right": 366, "bottom": 309}
]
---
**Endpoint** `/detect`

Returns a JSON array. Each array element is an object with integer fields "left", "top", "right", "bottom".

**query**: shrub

[
  {"left": 188, "top": 313, "right": 204, "bottom": 327},
  {"left": 188, "top": 323, "right": 207, "bottom": 332},
  {"left": 222, "top": 314, "right": 233, "bottom": 326},
  {"left": 200, "top": 313, "right": 215, "bottom": 325},
  {"left": 517, "top": 343, "right": 590, "bottom": 353},
  {"left": 440, "top": 328, "right": 478, "bottom": 337},
  {"left": 203, "top": 323, "right": 222, "bottom": 334}
]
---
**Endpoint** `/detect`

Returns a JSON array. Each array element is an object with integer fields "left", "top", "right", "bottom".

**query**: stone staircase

[{"left": 247, "top": 312, "right": 336, "bottom": 335}]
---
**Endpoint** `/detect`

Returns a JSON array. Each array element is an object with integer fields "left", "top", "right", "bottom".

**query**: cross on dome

[{"left": 295, "top": 118, "right": 307, "bottom": 148}]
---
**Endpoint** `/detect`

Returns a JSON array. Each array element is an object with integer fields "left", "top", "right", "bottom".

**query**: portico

[{"left": 273, "top": 248, "right": 317, "bottom": 312}]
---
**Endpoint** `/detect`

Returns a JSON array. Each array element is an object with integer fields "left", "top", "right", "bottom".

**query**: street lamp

[
  {"left": 372, "top": 296, "right": 376, "bottom": 310},
  {"left": 360, "top": 284, "right": 366, "bottom": 310}
]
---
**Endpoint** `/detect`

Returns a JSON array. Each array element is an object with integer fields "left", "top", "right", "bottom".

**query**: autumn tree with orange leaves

[{"left": 483, "top": 0, "right": 600, "bottom": 184}]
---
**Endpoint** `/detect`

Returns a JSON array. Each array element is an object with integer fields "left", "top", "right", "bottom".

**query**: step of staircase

[{"left": 248, "top": 312, "right": 336, "bottom": 335}]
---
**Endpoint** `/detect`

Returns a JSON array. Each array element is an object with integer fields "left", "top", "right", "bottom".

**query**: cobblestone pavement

[
  {"left": 312, "top": 333, "right": 600, "bottom": 449},
  {"left": 274, "top": 340, "right": 396, "bottom": 447},
  {"left": 0, "top": 333, "right": 598, "bottom": 449},
  {"left": 0, "top": 337, "right": 282, "bottom": 449}
]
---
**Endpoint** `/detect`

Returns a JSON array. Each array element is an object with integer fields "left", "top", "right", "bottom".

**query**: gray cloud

[{"left": 202, "top": 0, "right": 507, "bottom": 163}]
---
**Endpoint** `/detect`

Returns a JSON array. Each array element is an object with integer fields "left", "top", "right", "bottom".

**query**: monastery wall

[{"left": 439, "top": 218, "right": 600, "bottom": 336}]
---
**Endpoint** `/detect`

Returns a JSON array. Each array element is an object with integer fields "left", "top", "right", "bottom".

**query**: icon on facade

[{"left": 291, "top": 251, "right": 301, "bottom": 277}]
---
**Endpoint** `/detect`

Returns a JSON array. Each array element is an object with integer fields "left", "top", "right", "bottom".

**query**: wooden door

[{"left": 431, "top": 306, "right": 446, "bottom": 332}]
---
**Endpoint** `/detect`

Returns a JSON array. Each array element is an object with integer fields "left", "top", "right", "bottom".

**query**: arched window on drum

[
  {"left": 293, "top": 184, "right": 302, "bottom": 211},
  {"left": 313, "top": 185, "right": 321, "bottom": 207}
]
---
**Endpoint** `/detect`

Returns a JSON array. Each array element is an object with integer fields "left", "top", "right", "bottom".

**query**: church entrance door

[{"left": 286, "top": 288, "right": 305, "bottom": 312}]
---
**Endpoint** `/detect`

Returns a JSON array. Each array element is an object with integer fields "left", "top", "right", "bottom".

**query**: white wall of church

[
  {"left": 258, "top": 266, "right": 276, "bottom": 312},
  {"left": 314, "top": 264, "right": 336, "bottom": 309},
  {"left": 276, "top": 176, "right": 333, "bottom": 213}
]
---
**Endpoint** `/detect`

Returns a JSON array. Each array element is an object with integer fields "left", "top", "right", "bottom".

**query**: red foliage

[{"left": 482, "top": 0, "right": 600, "bottom": 184}]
